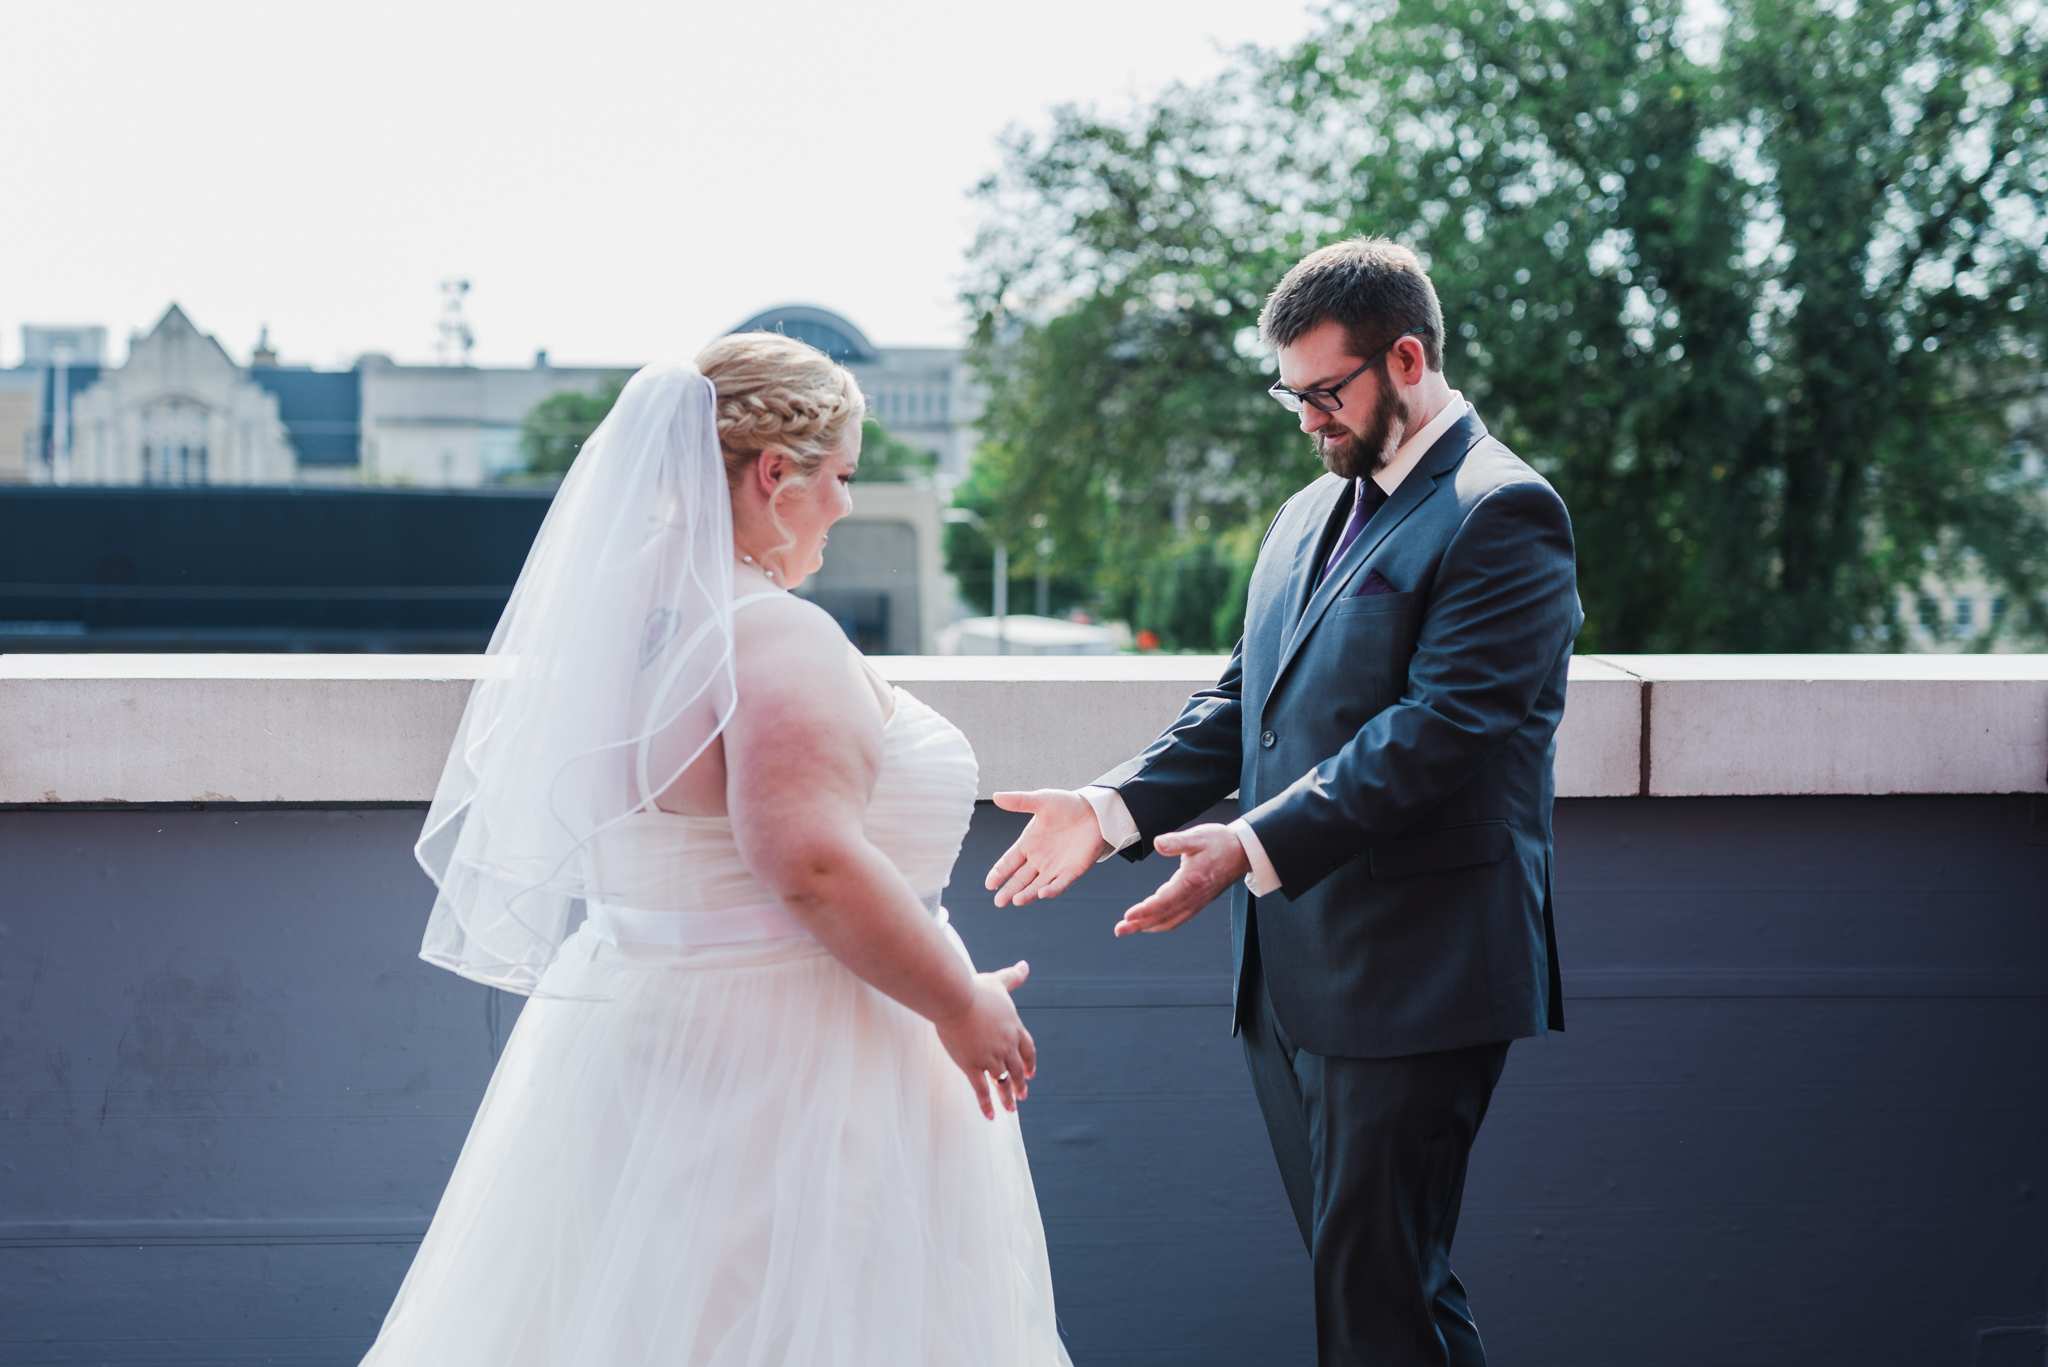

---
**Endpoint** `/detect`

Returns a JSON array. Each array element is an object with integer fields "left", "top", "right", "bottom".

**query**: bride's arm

[{"left": 723, "top": 597, "right": 1035, "bottom": 1119}]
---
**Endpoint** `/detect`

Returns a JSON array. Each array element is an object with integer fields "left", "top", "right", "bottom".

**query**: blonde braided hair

[{"left": 696, "top": 332, "right": 865, "bottom": 490}]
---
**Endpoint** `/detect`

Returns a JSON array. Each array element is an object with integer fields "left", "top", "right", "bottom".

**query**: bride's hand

[
  {"left": 986, "top": 790, "right": 1106, "bottom": 906},
  {"left": 934, "top": 960, "right": 1036, "bottom": 1119}
]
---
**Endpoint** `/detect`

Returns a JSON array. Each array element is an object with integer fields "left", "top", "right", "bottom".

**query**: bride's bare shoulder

[
  {"left": 733, "top": 591, "right": 839, "bottom": 651},
  {"left": 731, "top": 595, "right": 877, "bottom": 716}
]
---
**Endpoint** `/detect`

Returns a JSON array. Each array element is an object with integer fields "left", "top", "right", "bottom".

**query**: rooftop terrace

[{"left": 2, "top": 654, "right": 2045, "bottom": 1365}]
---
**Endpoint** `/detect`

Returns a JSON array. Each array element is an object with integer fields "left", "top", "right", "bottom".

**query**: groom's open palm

[
  {"left": 986, "top": 790, "right": 1105, "bottom": 906},
  {"left": 987, "top": 791, "right": 1249, "bottom": 937}
]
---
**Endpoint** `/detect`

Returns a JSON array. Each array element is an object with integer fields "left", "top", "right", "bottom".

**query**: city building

[
  {"left": 1898, "top": 575, "right": 2031, "bottom": 653},
  {"left": 1894, "top": 437, "right": 2047, "bottom": 653},
  {"left": 65, "top": 307, "right": 296, "bottom": 485},
  {"left": 802, "top": 482, "right": 950, "bottom": 655},
  {"left": 2, "top": 302, "right": 974, "bottom": 650},
  {"left": 10, "top": 302, "right": 976, "bottom": 486},
  {"left": 0, "top": 368, "right": 36, "bottom": 483},
  {"left": 730, "top": 304, "right": 980, "bottom": 478},
  {"left": 7, "top": 325, "right": 107, "bottom": 483},
  {"left": 352, "top": 355, "right": 623, "bottom": 487}
]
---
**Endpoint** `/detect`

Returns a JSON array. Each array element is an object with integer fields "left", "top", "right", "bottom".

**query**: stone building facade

[{"left": 65, "top": 307, "right": 297, "bottom": 485}]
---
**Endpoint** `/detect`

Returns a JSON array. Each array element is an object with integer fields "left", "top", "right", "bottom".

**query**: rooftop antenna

[{"left": 437, "top": 278, "right": 474, "bottom": 366}]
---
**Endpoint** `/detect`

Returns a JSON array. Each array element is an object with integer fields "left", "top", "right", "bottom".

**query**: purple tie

[{"left": 1316, "top": 478, "right": 1388, "bottom": 588}]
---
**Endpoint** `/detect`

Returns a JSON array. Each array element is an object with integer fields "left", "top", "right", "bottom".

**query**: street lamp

[
  {"left": 943, "top": 507, "right": 1007, "bottom": 654},
  {"left": 1031, "top": 512, "right": 1052, "bottom": 617}
]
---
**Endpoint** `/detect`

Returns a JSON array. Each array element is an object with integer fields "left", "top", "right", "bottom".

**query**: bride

[{"left": 362, "top": 335, "right": 1071, "bottom": 1366}]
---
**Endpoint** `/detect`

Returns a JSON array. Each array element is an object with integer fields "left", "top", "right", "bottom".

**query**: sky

[{"left": 3, "top": 0, "right": 1320, "bottom": 370}]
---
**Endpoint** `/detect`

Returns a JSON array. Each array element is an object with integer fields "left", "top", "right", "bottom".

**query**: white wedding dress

[{"left": 361, "top": 650, "right": 1071, "bottom": 1367}]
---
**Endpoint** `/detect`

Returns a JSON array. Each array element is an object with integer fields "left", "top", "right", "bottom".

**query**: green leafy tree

[
  {"left": 964, "top": 93, "right": 1316, "bottom": 640},
  {"left": 966, "top": 0, "right": 2048, "bottom": 651},
  {"left": 857, "top": 419, "right": 939, "bottom": 482},
  {"left": 944, "top": 456, "right": 1096, "bottom": 618},
  {"left": 519, "top": 375, "right": 627, "bottom": 477}
]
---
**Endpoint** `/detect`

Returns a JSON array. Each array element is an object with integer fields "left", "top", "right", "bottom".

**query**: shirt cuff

[
  {"left": 1228, "top": 818, "right": 1283, "bottom": 896},
  {"left": 1080, "top": 785, "right": 1140, "bottom": 863}
]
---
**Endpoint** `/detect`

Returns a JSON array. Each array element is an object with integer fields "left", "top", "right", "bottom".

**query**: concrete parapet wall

[
  {"left": 3, "top": 653, "right": 2043, "bottom": 804},
  {"left": 4, "top": 654, "right": 2047, "bottom": 1365}
]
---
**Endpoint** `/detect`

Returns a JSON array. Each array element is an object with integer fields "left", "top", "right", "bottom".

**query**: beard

[{"left": 1314, "top": 372, "right": 1410, "bottom": 479}]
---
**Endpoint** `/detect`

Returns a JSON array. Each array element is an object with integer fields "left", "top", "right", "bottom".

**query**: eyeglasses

[{"left": 1267, "top": 329, "right": 1425, "bottom": 413}]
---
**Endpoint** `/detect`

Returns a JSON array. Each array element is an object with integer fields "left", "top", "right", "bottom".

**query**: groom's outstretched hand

[
  {"left": 1113, "top": 824, "right": 1249, "bottom": 937},
  {"left": 986, "top": 789, "right": 1107, "bottom": 906}
]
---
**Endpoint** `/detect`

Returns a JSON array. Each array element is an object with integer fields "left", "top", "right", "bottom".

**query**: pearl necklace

[{"left": 737, "top": 552, "right": 779, "bottom": 584}]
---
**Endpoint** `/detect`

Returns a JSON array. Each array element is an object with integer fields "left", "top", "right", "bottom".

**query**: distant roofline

[
  {"left": 351, "top": 354, "right": 638, "bottom": 374},
  {"left": 729, "top": 304, "right": 880, "bottom": 362}
]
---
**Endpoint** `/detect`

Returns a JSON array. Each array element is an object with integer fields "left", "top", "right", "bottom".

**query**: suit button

[{"left": 1260, "top": 730, "right": 1277, "bottom": 748}]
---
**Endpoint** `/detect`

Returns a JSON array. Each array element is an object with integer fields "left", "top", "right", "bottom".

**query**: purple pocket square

[{"left": 1350, "top": 569, "right": 1398, "bottom": 597}]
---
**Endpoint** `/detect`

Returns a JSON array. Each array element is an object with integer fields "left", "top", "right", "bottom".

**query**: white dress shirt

[{"left": 1083, "top": 393, "right": 1469, "bottom": 896}]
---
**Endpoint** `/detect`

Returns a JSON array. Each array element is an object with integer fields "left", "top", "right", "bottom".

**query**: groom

[{"left": 987, "top": 238, "right": 1581, "bottom": 1365}]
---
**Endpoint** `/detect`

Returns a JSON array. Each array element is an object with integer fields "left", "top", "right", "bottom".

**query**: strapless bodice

[{"left": 582, "top": 686, "right": 979, "bottom": 946}]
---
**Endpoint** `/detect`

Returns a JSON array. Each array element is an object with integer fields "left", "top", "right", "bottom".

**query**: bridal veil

[{"left": 415, "top": 361, "right": 737, "bottom": 994}]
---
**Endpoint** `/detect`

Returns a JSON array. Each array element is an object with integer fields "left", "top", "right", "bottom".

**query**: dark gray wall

[
  {"left": 0, "top": 486, "right": 552, "bottom": 651},
  {"left": 2, "top": 796, "right": 2044, "bottom": 1365}
]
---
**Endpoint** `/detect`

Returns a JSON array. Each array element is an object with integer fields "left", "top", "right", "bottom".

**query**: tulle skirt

[{"left": 360, "top": 920, "right": 1071, "bottom": 1367}]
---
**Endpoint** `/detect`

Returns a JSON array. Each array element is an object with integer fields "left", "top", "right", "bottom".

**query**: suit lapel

[
  {"left": 1286, "top": 476, "right": 1352, "bottom": 626},
  {"left": 1268, "top": 411, "right": 1487, "bottom": 703}
]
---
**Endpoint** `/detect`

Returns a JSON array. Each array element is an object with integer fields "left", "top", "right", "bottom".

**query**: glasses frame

[{"left": 1267, "top": 328, "right": 1426, "bottom": 414}]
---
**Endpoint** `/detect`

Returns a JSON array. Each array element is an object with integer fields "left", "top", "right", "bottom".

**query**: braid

[{"left": 697, "top": 333, "right": 865, "bottom": 484}]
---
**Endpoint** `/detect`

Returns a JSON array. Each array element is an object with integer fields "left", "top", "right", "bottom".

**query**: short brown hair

[{"left": 1258, "top": 238, "right": 1445, "bottom": 371}]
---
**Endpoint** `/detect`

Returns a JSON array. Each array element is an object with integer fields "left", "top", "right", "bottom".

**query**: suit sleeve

[
  {"left": 1090, "top": 639, "right": 1246, "bottom": 860},
  {"left": 1243, "top": 479, "right": 1579, "bottom": 894},
  {"left": 1089, "top": 491, "right": 1307, "bottom": 859}
]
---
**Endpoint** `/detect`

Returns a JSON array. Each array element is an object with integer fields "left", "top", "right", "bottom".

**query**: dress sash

[{"left": 586, "top": 891, "right": 946, "bottom": 949}]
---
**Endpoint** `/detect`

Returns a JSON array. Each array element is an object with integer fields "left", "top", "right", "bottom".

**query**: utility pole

[
  {"left": 993, "top": 540, "right": 1009, "bottom": 652},
  {"left": 1032, "top": 512, "right": 1052, "bottom": 617}
]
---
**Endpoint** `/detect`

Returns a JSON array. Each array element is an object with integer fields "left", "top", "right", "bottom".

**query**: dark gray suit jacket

[{"left": 1094, "top": 409, "right": 1582, "bottom": 1059}]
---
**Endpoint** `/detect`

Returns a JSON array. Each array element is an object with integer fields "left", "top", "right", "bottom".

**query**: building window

[
  {"left": 140, "top": 399, "right": 211, "bottom": 487},
  {"left": 1955, "top": 597, "right": 1974, "bottom": 634},
  {"left": 1992, "top": 597, "right": 2008, "bottom": 627},
  {"left": 143, "top": 443, "right": 208, "bottom": 485},
  {"left": 1917, "top": 597, "right": 1939, "bottom": 632}
]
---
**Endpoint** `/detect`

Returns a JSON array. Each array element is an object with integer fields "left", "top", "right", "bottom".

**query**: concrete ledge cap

[
  {"left": 1590, "top": 653, "right": 2048, "bottom": 796},
  {"left": 3, "top": 653, "right": 2043, "bottom": 803},
  {"left": 0, "top": 654, "right": 490, "bottom": 681},
  {"left": 1595, "top": 653, "right": 2048, "bottom": 682}
]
